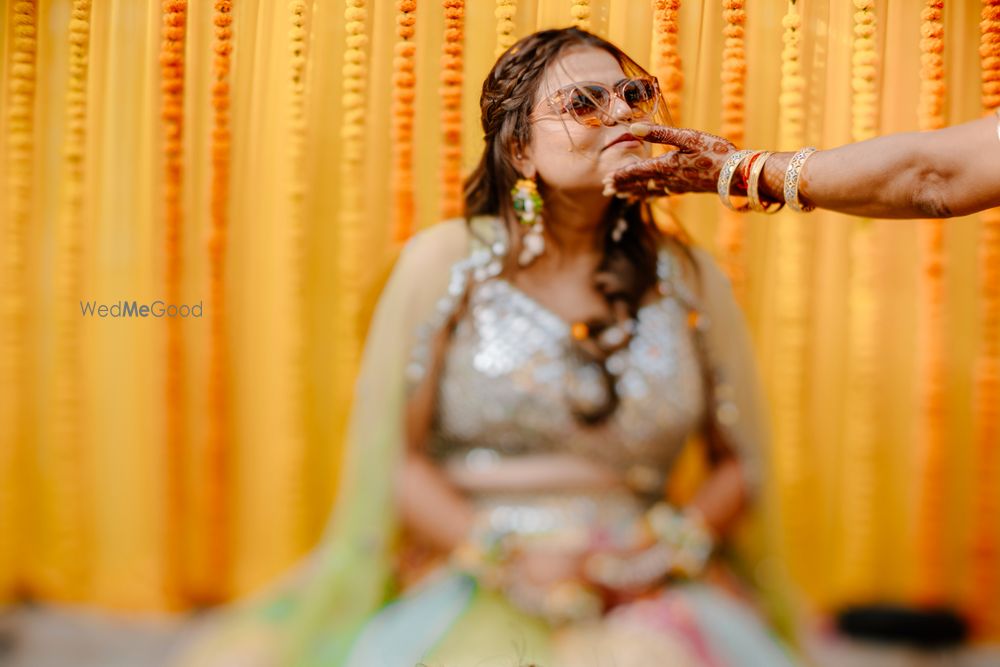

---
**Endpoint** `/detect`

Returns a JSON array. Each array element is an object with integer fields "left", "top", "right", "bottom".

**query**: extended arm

[
  {"left": 604, "top": 110, "right": 1000, "bottom": 219},
  {"left": 760, "top": 112, "right": 1000, "bottom": 218}
]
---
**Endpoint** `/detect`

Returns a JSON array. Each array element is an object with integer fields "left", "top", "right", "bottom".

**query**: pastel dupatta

[
  {"left": 174, "top": 214, "right": 787, "bottom": 666},
  {"left": 175, "top": 218, "right": 475, "bottom": 666}
]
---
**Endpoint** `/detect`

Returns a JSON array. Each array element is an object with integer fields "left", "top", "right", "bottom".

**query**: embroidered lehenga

[{"left": 174, "top": 215, "right": 799, "bottom": 667}]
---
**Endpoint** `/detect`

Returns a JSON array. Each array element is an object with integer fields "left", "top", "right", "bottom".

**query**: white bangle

[{"left": 783, "top": 147, "right": 818, "bottom": 213}]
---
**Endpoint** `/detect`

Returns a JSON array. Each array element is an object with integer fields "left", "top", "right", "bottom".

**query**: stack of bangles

[
  {"left": 449, "top": 501, "right": 715, "bottom": 625},
  {"left": 717, "top": 146, "right": 817, "bottom": 214}
]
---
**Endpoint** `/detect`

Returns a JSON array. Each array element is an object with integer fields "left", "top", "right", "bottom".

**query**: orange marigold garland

[
  {"left": 2, "top": 0, "right": 37, "bottom": 599},
  {"left": 913, "top": 0, "right": 948, "bottom": 607},
  {"left": 392, "top": 0, "right": 417, "bottom": 242},
  {"left": 837, "top": 0, "right": 883, "bottom": 603},
  {"left": 570, "top": 0, "right": 591, "bottom": 32},
  {"left": 160, "top": 0, "right": 188, "bottom": 604},
  {"left": 648, "top": 1, "right": 688, "bottom": 240},
  {"left": 495, "top": 0, "right": 516, "bottom": 58},
  {"left": 440, "top": 1, "right": 464, "bottom": 220},
  {"left": 769, "top": 0, "right": 815, "bottom": 595},
  {"left": 198, "top": 0, "right": 235, "bottom": 603},
  {"left": 715, "top": 0, "right": 748, "bottom": 303},
  {"left": 651, "top": 0, "right": 683, "bottom": 125},
  {"left": 969, "top": 0, "right": 1000, "bottom": 640},
  {"left": 981, "top": 1, "right": 1000, "bottom": 111},
  {"left": 42, "top": 0, "right": 94, "bottom": 600}
]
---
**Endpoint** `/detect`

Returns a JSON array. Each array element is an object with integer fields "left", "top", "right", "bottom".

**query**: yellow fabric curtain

[{"left": 1, "top": 0, "right": 997, "bottom": 640}]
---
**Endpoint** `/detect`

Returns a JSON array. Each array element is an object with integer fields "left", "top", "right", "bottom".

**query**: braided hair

[{"left": 464, "top": 27, "right": 686, "bottom": 426}]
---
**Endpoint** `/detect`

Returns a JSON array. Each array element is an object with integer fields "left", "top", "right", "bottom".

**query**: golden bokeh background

[{"left": 1, "top": 0, "right": 997, "bottom": 643}]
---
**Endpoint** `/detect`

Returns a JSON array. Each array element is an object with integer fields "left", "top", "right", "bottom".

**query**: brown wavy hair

[{"left": 464, "top": 27, "right": 686, "bottom": 425}]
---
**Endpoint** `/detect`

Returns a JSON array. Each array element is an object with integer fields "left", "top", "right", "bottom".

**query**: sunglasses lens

[
  {"left": 620, "top": 78, "right": 657, "bottom": 116},
  {"left": 564, "top": 85, "right": 611, "bottom": 126}
]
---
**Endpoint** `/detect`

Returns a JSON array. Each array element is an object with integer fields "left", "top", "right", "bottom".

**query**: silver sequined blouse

[{"left": 406, "top": 216, "right": 712, "bottom": 492}]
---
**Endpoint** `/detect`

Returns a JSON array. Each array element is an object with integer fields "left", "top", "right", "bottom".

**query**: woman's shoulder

[
  {"left": 398, "top": 214, "right": 503, "bottom": 266},
  {"left": 386, "top": 215, "right": 504, "bottom": 310},
  {"left": 399, "top": 217, "right": 467, "bottom": 261}
]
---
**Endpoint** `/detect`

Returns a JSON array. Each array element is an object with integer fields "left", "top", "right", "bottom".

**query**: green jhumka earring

[{"left": 511, "top": 177, "right": 545, "bottom": 266}]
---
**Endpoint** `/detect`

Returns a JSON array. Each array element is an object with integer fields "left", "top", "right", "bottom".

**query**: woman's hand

[
  {"left": 503, "top": 547, "right": 586, "bottom": 591},
  {"left": 499, "top": 548, "right": 605, "bottom": 623},
  {"left": 602, "top": 122, "right": 737, "bottom": 199}
]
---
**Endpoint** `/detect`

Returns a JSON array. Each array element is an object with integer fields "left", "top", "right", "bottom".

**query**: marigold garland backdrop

[{"left": 1, "top": 0, "right": 998, "bottom": 642}]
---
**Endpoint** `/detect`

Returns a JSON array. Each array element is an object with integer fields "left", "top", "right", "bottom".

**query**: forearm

[
  {"left": 757, "top": 137, "right": 928, "bottom": 218},
  {"left": 756, "top": 114, "right": 1000, "bottom": 218},
  {"left": 686, "top": 457, "right": 748, "bottom": 539},
  {"left": 395, "top": 451, "right": 475, "bottom": 553}
]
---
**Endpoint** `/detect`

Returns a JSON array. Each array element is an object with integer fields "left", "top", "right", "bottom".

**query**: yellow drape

[{"left": 1, "top": 0, "right": 997, "bottom": 640}]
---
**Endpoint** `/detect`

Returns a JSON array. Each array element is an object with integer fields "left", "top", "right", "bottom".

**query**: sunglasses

[{"left": 530, "top": 77, "right": 661, "bottom": 128}]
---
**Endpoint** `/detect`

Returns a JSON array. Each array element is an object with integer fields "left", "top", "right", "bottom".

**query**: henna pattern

[{"left": 602, "top": 123, "right": 737, "bottom": 199}]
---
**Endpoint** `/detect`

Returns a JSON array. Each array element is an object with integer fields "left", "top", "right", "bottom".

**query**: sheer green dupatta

[
  {"left": 173, "top": 218, "right": 480, "bottom": 667},
  {"left": 282, "top": 218, "right": 479, "bottom": 665}
]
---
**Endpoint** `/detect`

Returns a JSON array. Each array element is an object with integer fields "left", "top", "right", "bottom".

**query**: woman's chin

[{"left": 600, "top": 151, "right": 645, "bottom": 177}]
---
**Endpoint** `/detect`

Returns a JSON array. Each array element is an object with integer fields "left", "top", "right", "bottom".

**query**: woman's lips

[{"left": 603, "top": 133, "right": 640, "bottom": 150}]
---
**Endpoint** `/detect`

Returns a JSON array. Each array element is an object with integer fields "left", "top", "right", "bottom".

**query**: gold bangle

[
  {"left": 717, "top": 149, "right": 755, "bottom": 212},
  {"left": 783, "top": 147, "right": 817, "bottom": 212},
  {"left": 747, "top": 151, "right": 784, "bottom": 213}
]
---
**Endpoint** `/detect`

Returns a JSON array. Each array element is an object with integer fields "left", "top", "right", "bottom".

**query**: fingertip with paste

[{"left": 629, "top": 122, "right": 652, "bottom": 138}]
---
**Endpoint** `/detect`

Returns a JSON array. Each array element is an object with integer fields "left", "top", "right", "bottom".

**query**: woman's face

[{"left": 521, "top": 46, "right": 653, "bottom": 193}]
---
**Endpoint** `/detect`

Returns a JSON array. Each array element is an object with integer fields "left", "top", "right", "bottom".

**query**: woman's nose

[{"left": 607, "top": 96, "right": 633, "bottom": 125}]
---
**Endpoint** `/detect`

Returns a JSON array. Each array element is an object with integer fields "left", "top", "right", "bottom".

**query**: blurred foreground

[{"left": 1, "top": 604, "right": 999, "bottom": 667}]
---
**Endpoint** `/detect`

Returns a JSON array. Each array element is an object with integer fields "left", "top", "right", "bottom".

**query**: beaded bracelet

[{"left": 783, "top": 146, "right": 817, "bottom": 212}]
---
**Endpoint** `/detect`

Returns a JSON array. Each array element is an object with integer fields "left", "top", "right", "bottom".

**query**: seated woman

[{"left": 174, "top": 27, "right": 799, "bottom": 667}]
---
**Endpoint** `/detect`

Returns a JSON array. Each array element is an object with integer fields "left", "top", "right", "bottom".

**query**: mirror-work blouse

[{"left": 405, "top": 216, "right": 737, "bottom": 497}]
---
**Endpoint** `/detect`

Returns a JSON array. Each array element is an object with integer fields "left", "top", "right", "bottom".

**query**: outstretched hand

[{"left": 602, "top": 122, "right": 737, "bottom": 199}]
